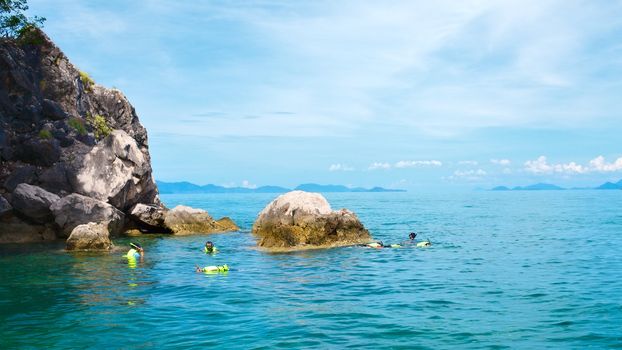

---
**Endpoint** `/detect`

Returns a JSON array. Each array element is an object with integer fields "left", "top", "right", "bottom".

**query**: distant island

[
  {"left": 157, "top": 181, "right": 406, "bottom": 194},
  {"left": 491, "top": 179, "right": 622, "bottom": 191}
]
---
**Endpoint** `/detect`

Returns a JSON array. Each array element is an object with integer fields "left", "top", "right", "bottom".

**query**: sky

[{"left": 27, "top": 0, "right": 622, "bottom": 190}]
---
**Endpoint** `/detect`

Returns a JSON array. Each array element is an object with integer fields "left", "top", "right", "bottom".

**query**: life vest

[
  {"left": 204, "top": 247, "right": 219, "bottom": 254},
  {"left": 126, "top": 248, "right": 140, "bottom": 258}
]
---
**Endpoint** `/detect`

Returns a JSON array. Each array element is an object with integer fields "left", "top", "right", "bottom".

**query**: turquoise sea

[{"left": 1, "top": 191, "right": 621, "bottom": 349}]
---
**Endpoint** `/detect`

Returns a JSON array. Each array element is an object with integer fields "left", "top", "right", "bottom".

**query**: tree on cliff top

[{"left": 0, "top": 0, "right": 45, "bottom": 38}]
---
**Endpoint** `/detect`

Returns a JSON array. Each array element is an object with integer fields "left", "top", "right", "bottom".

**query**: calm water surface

[{"left": 1, "top": 191, "right": 621, "bottom": 349}]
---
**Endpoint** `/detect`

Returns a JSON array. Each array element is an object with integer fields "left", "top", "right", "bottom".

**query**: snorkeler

[
  {"left": 126, "top": 242, "right": 144, "bottom": 259},
  {"left": 204, "top": 241, "right": 219, "bottom": 254}
]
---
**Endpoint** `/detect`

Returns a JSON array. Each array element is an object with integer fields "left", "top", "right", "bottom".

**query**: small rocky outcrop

[
  {"left": 0, "top": 29, "right": 237, "bottom": 247},
  {"left": 252, "top": 191, "right": 371, "bottom": 250},
  {"left": 66, "top": 222, "right": 113, "bottom": 251},
  {"left": 162, "top": 205, "right": 238, "bottom": 235}
]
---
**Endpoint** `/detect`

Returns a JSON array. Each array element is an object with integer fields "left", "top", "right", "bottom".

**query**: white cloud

[
  {"left": 588, "top": 156, "right": 622, "bottom": 172},
  {"left": 446, "top": 169, "right": 487, "bottom": 181},
  {"left": 328, "top": 163, "right": 355, "bottom": 172},
  {"left": 458, "top": 160, "right": 478, "bottom": 166},
  {"left": 368, "top": 162, "right": 391, "bottom": 170},
  {"left": 522, "top": 155, "right": 622, "bottom": 174},
  {"left": 241, "top": 180, "right": 257, "bottom": 189},
  {"left": 395, "top": 160, "right": 443, "bottom": 168},
  {"left": 491, "top": 159, "right": 511, "bottom": 165}
]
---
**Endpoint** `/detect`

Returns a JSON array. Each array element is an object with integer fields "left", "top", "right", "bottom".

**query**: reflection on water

[{"left": 1, "top": 191, "right": 622, "bottom": 348}]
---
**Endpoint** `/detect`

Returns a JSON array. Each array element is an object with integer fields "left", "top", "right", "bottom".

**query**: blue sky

[{"left": 28, "top": 0, "right": 622, "bottom": 189}]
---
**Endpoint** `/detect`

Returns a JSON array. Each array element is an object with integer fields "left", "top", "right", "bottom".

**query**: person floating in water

[
  {"left": 195, "top": 264, "right": 229, "bottom": 273},
  {"left": 126, "top": 242, "right": 144, "bottom": 259},
  {"left": 364, "top": 241, "right": 402, "bottom": 248},
  {"left": 405, "top": 232, "right": 431, "bottom": 247},
  {"left": 204, "top": 241, "right": 219, "bottom": 254}
]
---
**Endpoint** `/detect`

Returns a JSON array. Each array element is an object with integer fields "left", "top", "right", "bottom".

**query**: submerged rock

[
  {"left": 252, "top": 191, "right": 371, "bottom": 250},
  {"left": 163, "top": 205, "right": 239, "bottom": 235},
  {"left": 66, "top": 222, "right": 113, "bottom": 251},
  {"left": 50, "top": 193, "right": 124, "bottom": 237}
]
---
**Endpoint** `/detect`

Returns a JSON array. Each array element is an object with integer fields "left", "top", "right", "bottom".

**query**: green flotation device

[
  {"left": 201, "top": 264, "right": 229, "bottom": 273},
  {"left": 204, "top": 247, "right": 219, "bottom": 254}
]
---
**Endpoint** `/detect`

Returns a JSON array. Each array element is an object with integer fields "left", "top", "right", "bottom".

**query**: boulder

[
  {"left": 50, "top": 193, "right": 124, "bottom": 237},
  {"left": 129, "top": 203, "right": 168, "bottom": 232},
  {"left": 163, "top": 205, "right": 239, "bottom": 235},
  {"left": 71, "top": 130, "right": 157, "bottom": 210},
  {"left": 0, "top": 195, "right": 12, "bottom": 218},
  {"left": 11, "top": 183, "right": 60, "bottom": 223},
  {"left": 66, "top": 222, "right": 113, "bottom": 251},
  {"left": 252, "top": 191, "right": 371, "bottom": 250}
]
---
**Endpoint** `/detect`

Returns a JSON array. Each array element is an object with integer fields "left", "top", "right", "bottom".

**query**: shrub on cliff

[
  {"left": 0, "top": 0, "right": 45, "bottom": 38},
  {"left": 88, "top": 114, "right": 112, "bottom": 140}
]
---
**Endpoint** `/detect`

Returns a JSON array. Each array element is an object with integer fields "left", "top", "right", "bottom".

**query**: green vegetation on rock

[
  {"left": 88, "top": 114, "right": 112, "bottom": 140},
  {"left": 79, "top": 71, "right": 94, "bottom": 91},
  {"left": 68, "top": 117, "right": 86, "bottom": 136},
  {"left": 38, "top": 129, "right": 52, "bottom": 139}
]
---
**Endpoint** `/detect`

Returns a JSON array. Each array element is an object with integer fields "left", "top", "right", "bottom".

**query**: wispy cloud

[
  {"left": 447, "top": 169, "right": 487, "bottom": 181},
  {"left": 524, "top": 155, "right": 622, "bottom": 174},
  {"left": 368, "top": 162, "right": 391, "bottom": 170},
  {"left": 395, "top": 160, "right": 443, "bottom": 168},
  {"left": 491, "top": 159, "right": 511, "bottom": 165},
  {"left": 328, "top": 163, "right": 355, "bottom": 172}
]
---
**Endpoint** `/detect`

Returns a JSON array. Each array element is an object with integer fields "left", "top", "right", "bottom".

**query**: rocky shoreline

[
  {"left": 0, "top": 29, "right": 238, "bottom": 249},
  {"left": 0, "top": 29, "right": 372, "bottom": 253}
]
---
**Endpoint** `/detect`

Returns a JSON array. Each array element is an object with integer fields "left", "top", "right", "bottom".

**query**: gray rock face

[
  {"left": 0, "top": 195, "right": 12, "bottom": 218},
  {"left": 252, "top": 191, "right": 371, "bottom": 250},
  {"left": 11, "top": 183, "right": 60, "bottom": 223},
  {"left": 0, "top": 29, "right": 164, "bottom": 243},
  {"left": 50, "top": 193, "right": 124, "bottom": 237},
  {"left": 71, "top": 130, "right": 156, "bottom": 210},
  {"left": 66, "top": 222, "right": 113, "bottom": 251},
  {"left": 4, "top": 166, "right": 37, "bottom": 192}
]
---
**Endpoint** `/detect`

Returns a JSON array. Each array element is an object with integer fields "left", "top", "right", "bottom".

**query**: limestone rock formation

[
  {"left": 50, "top": 193, "right": 124, "bottom": 237},
  {"left": 66, "top": 222, "right": 113, "bottom": 251},
  {"left": 252, "top": 191, "right": 371, "bottom": 250},
  {"left": 0, "top": 28, "right": 237, "bottom": 246}
]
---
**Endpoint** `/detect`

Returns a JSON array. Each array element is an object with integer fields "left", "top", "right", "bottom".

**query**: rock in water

[
  {"left": 252, "top": 191, "right": 371, "bottom": 250},
  {"left": 163, "top": 205, "right": 239, "bottom": 235},
  {"left": 66, "top": 222, "right": 113, "bottom": 251},
  {"left": 50, "top": 193, "right": 124, "bottom": 237},
  {"left": 11, "top": 183, "right": 60, "bottom": 223}
]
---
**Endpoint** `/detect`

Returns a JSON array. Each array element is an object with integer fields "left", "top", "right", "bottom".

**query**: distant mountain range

[
  {"left": 156, "top": 181, "right": 406, "bottom": 194},
  {"left": 492, "top": 179, "right": 622, "bottom": 191}
]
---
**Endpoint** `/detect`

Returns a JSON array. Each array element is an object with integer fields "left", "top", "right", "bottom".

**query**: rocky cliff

[{"left": 0, "top": 29, "right": 237, "bottom": 247}]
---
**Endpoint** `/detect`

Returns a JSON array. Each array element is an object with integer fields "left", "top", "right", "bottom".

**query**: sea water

[{"left": 1, "top": 191, "right": 621, "bottom": 349}]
